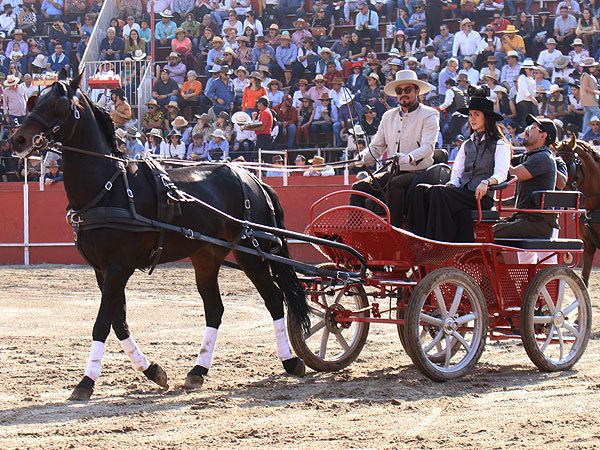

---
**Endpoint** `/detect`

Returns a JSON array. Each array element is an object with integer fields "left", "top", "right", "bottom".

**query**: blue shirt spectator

[
  {"left": 275, "top": 41, "right": 297, "bottom": 71},
  {"left": 47, "top": 46, "right": 69, "bottom": 72},
  {"left": 205, "top": 72, "right": 235, "bottom": 115},
  {"left": 41, "top": 0, "right": 64, "bottom": 18},
  {"left": 155, "top": 18, "right": 177, "bottom": 40}
]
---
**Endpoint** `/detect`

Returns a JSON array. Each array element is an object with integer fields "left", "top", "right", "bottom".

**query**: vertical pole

[
  {"left": 150, "top": 1, "right": 155, "bottom": 64},
  {"left": 344, "top": 148, "right": 349, "bottom": 185},
  {"left": 258, "top": 147, "right": 262, "bottom": 181},
  {"left": 283, "top": 152, "right": 288, "bottom": 186},
  {"left": 23, "top": 160, "right": 29, "bottom": 265},
  {"left": 39, "top": 158, "right": 45, "bottom": 191}
]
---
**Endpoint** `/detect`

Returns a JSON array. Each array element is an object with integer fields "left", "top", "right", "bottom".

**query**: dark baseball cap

[{"left": 526, "top": 114, "right": 557, "bottom": 145}]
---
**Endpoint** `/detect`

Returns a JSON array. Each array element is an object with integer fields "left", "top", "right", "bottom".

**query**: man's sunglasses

[{"left": 395, "top": 86, "right": 415, "bottom": 95}]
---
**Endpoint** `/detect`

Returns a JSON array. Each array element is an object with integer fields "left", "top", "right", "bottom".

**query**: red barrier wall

[{"left": 0, "top": 177, "right": 353, "bottom": 265}]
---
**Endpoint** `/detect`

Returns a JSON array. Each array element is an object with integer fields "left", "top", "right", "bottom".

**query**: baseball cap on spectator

[
  {"left": 526, "top": 114, "right": 557, "bottom": 145},
  {"left": 161, "top": 67, "right": 171, "bottom": 73}
]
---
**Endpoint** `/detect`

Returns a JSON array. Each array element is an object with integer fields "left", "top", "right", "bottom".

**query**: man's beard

[
  {"left": 521, "top": 133, "right": 531, "bottom": 146},
  {"left": 399, "top": 96, "right": 416, "bottom": 107}
]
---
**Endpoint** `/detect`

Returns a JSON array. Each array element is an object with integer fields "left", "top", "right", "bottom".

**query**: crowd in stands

[{"left": 4, "top": 0, "right": 600, "bottom": 180}]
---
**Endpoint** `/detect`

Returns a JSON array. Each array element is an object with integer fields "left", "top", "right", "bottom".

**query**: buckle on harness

[
  {"left": 68, "top": 211, "right": 82, "bottom": 224},
  {"left": 244, "top": 199, "right": 251, "bottom": 209},
  {"left": 126, "top": 189, "right": 134, "bottom": 198},
  {"left": 105, "top": 181, "right": 113, "bottom": 191},
  {"left": 184, "top": 228, "right": 195, "bottom": 239}
]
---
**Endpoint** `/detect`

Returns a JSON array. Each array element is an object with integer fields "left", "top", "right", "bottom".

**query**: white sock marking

[
  {"left": 196, "top": 327, "right": 218, "bottom": 369},
  {"left": 84, "top": 340, "right": 105, "bottom": 381},
  {"left": 120, "top": 336, "right": 150, "bottom": 372},
  {"left": 274, "top": 318, "right": 293, "bottom": 361}
]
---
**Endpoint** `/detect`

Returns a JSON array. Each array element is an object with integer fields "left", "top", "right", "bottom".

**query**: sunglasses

[
  {"left": 395, "top": 86, "right": 415, "bottom": 95},
  {"left": 316, "top": 80, "right": 324, "bottom": 83},
  {"left": 465, "top": 24, "right": 472, "bottom": 27}
]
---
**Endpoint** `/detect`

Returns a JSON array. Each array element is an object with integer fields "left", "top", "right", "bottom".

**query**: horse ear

[
  {"left": 57, "top": 68, "right": 68, "bottom": 81},
  {"left": 70, "top": 70, "right": 83, "bottom": 91},
  {"left": 568, "top": 133, "right": 576, "bottom": 150}
]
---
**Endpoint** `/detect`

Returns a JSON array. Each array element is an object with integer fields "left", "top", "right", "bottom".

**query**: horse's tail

[{"left": 262, "top": 183, "right": 311, "bottom": 334}]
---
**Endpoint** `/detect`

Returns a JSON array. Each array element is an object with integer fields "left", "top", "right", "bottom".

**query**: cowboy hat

[
  {"left": 167, "top": 100, "right": 180, "bottom": 109},
  {"left": 32, "top": 54, "right": 47, "bottom": 68},
  {"left": 534, "top": 66, "right": 549, "bottom": 78},
  {"left": 309, "top": 155, "right": 326, "bottom": 165},
  {"left": 224, "top": 47, "right": 236, "bottom": 55},
  {"left": 521, "top": 58, "right": 536, "bottom": 68},
  {"left": 115, "top": 128, "right": 127, "bottom": 143},
  {"left": 296, "top": 78, "right": 309, "bottom": 87},
  {"left": 383, "top": 69, "right": 431, "bottom": 96},
  {"left": 486, "top": 55, "right": 498, "bottom": 63},
  {"left": 171, "top": 116, "right": 189, "bottom": 127},
  {"left": 338, "top": 87, "right": 354, "bottom": 105},
  {"left": 367, "top": 73, "right": 380, "bottom": 83},
  {"left": 269, "top": 23, "right": 279, "bottom": 30},
  {"left": 132, "top": 49, "right": 146, "bottom": 60},
  {"left": 258, "top": 65, "right": 271, "bottom": 75},
  {"left": 352, "top": 61, "right": 364, "bottom": 69},
  {"left": 554, "top": 55, "right": 571, "bottom": 69},
  {"left": 461, "top": 18, "right": 472, "bottom": 26},
  {"left": 549, "top": 84, "right": 563, "bottom": 94},
  {"left": 580, "top": 57, "right": 598, "bottom": 67},
  {"left": 232, "top": 111, "right": 251, "bottom": 125},
  {"left": 272, "top": 154, "right": 284, "bottom": 163},
  {"left": 249, "top": 71, "right": 262, "bottom": 80},
  {"left": 546, "top": 38, "right": 557, "bottom": 45},
  {"left": 314, "top": 74, "right": 325, "bottom": 81},
  {"left": 457, "top": 73, "right": 469, "bottom": 82},
  {"left": 494, "top": 85, "right": 508, "bottom": 95},
  {"left": 148, "top": 128, "right": 163, "bottom": 140},
  {"left": 236, "top": 66, "right": 248, "bottom": 74},
  {"left": 293, "top": 17, "right": 307, "bottom": 28},
  {"left": 175, "top": 27, "right": 185, "bottom": 34},
  {"left": 348, "top": 124, "right": 366, "bottom": 135},
  {"left": 211, "top": 129, "right": 226, "bottom": 139},
  {"left": 502, "top": 25, "right": 519, "bottom": 33},
  {"left": 212, "top": 36, "right": 224, "bottom": 44},
  {"left": 588, "top": 115, "right": 600, "bottom": 125},
  {"left": 319, "top": 91, "right": 331, "bottom": 100},
  {"left": 320, "top": 47, "right": 333, "bottom": 55},
  {"left": 457, "top": 96, "right": 503, "bottom": 121},
  {"left": 484, "top": 71, "right": 499, "bottom": 82},
  {"left": 267, "top": 79, "right": 282, "bottom": 88},
  {"left": 300, "top": 95, "right": 314, "bottom": 103},
  {"left": 506, "top": 50, "right": 519, "bottom": 59},
  {"left": 168, "top": 51, "right": 180, "bottom": 59},
  {"left": 125, "top": 126, "right": 141, "bottom": 138},
  {"left": 195, "top": 113, "right": 211, "bottom": 122},
  {"left": 146, "top": 98, "right": 159, "bottom": 107},
  {"left": 462, "top": 56, "right": 474, "bottom": 64},
  {"left": 4, "top": 74, "right": 19, "bottom": 86},
  {"left": 389, "top": 57, "right": 403, "bottom": 65},
  {"left": 169, "top": 129, "right": 182, "bottom": 137},
  {"left": 160, "top": 9, "right": 173, "bottom": 17},
  {"left": 236, "top": 35, "right": 249, "bottom": 43},
  {"left": 571, "top": 38, "right": 584, "bottom": 47}
]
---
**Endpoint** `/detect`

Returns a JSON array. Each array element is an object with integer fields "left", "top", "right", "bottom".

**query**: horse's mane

[
  {"left": 576, "top": 139, "right": 600, "bottom": 163},
  {"left": 80, "top": 90, "right": 128, "bottom": 159}
]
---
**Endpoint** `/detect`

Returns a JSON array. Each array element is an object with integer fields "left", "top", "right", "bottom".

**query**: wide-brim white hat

[
  {"left": 232, "top": 111, "right": 251, "bottom": 125},
  {"left": 383, "top": 69, "right": 430, "bottom": 96}
]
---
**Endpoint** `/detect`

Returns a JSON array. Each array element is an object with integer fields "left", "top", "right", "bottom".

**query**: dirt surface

[{"left": 1, "top": 263, "right": 599, "bottom": 450}]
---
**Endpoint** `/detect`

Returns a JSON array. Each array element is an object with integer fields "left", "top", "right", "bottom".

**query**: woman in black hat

[{"left": 406, "top": 94, "right": 511, "bottom": 242}]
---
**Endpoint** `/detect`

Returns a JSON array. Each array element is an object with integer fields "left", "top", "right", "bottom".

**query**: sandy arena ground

[{"left": 0, "top": 263, "right": 599, "bottom": 449}]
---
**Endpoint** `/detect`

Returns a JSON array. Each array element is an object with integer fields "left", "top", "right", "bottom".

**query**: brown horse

[{"left": 555, "top": 135, "right": 600, "bottom": 286}]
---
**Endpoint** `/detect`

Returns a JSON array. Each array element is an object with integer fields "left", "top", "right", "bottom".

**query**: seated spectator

[
  {"left": 48, "top": 19, "right": 72, "bottom": 56},
  {"left": 421, "top": 45, "right": 440, "bottom": 83},
  {"left": 346, "top": 63, "right": 366, "bottom": 97},
  {"left": 583, "top": 115, "right": 600, "bottom": 141},
  {"left": 152, "top": 67, "right": 180, "bottom": 107},
  {"left": 221, "top": 10, "right": 242, "bottom": 37},
  {"left": 292, "top": 78, "right": 310, "bottom": 108},
  {"left": 536, "top": 38, "right": 563, "bottom": 73},
  {"left": 139, "top": 17, "right": 151, "bottom": 46},
  {"left": 360, "top": 73, "right": 382, "bottom": 111},
  {"left": 355, "top": 1, "right": 379, "bottom": 51},
  {"left": 109, "top": 87, "right": 131, "bottom": 128},
  {"left": 125, "top": 126, "right": 144, "bottom": 158},
  {"left": 294, "top": 36, "right": 319, "bottom": 77},
  {"left": 165, "top": 51, "right": 186, "bottom": 85},
  {"left": 172, "top": 27, "right": 194, "bottom": 70},
  {"left": 209, "top": 111, "right": 233, "bottom": 140},
  {"left": 308, "top": 74, "right": 330, "bottom": 103},
  {"left": 124, "top": 29, "right": 146, "bottom": 58},
  {"left": 162, "top": 130, "right": 186, "bottom": 158},
  {"left": 100, "top": 27, "right": 125, "bottom": 61},
  {"left": 64, "top": 0, "right": 87, "bottom": 23},
  {"left": 281, "top": 68, "right": 295, "bottom": 95},
  {"left": 251, "top": 35, "right": 275, "bottom": 74},
  {"left": 275, "top": 31, "right": 296, "bottom": 74},
  {"left": 267, "top": 79, "right": 283, "bottom": 107},
  {"left": 273, "top": 94, "right": 297, "bottom": 148},
  {"left": 142, "top": 99, "right": 165, "bottom": 133},
  {"left": 171, "top": 0, "right": 194, "bottom": 22},
  {"left": 243, "top": 10, "right": 263, "bottom": 37},
  {"left": 360, "top": 104, "right": 379, "bottom": 136},
  {"left": 331, "top": 31, "right": 351, "bottom": 66},
  {"left": 291, "top": 18, "right": 311, "bottom": 48},
  {"left": 18, "top": 4, "right": 36, "bottom": 36},
  {"left": 206, "top": 35, "right": 225, "bottom": 74},
  {"left": 75, "top": 31, "right": 91, "bottom": 73},
  {"left": 304, "top": 155, "right": 335, "bottom": 176},
  {"left": 171, "top": 115, "right": 192, "bottom": 145},
  {"left": 547, "top": 84, "right": 567, "bottom": 121},
  {"left": 569, "top": 38, "right": 589, "bottom": 70},
  {"left": 316, "top": 47, "right": 341, "bottom": 76},
  {"left": 206, "top": 128, "right": 229, "bottom": 160},
  {"left": 123, "top": 15, "right": 141, "bottom": 39},
  {"left": 459, "top": 56, "right": 479, "bottom": 85},
  {"left": 40, "top": 0, "right": 63, "bottom": 23},
  {"left": 119, "top": 0, "right": 142, "bottom": 22},
  {"left": 448, "top": 134, "right": 465, "bottom": 161},
  {"left": 223, "top": 27, "right": 238, "bottom": 50},
  {"left": 554, "top": 5, "right": 578, "bottom": 52},
  {"left": 395, "top": 8, "right": 415, "bottom": 37},
  {"left": 144, "top": 128, "right": 163, "bottom": 154},
  {"left": 500, "top": 51, "right": 521, "bottom": 90},
  {"left": 156, "top": 9, "right": 177, "bottom": 46},
  {"left": 182, "top": 12, "right": 200, "bottom": 53},
  {"left": 265, "top": 154, "right": 284, "bottom": 176},
  {"left": 164, "top": 100, "right": 181, "bottom": 127},
  {"left": 235, "top": 35, "right": 251, "bottom": 67},
  {"left": 310, "top": 6, "right": 333, "bottom": 47},
  {"left": 179, "top": 70, "right": 202, "bottom": 119},
  {"left": 186, "top": 131, "right": 209, "bottom": 160},
  {"left": 311, "top": 92, "right": 337, "bottom": 141},
  {"left": 231, "top": 111, "right": 256, "bottom": 161},
  {"left": 47, "top": 43, "right": 69, "bottom": 73},
  {"left": 276, "top": 0, "right": 303, "bottom": 29},
  {"left": 44, "top": 160, "right": 63, "bottom": 185}
]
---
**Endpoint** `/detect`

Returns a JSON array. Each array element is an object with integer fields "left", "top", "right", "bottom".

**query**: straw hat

[
  {"left": 588, "top": 115, "right": 600, "bottom": 125},
  {"left": 580, "top": 57, "right": 598, "bottom": 67},
  {"left": 338, "top": 87, "right": 355, "bottom": 105},
  {"left": 521, "top": 58, "right": 536, "bottom": 68},
  {"left": 175, "top": 27, "right": 185, "bottom": 34},
  {"left": 236, "top": 66, "right": 248, "bottom": 74},
  {"left": 168, "top": 51, "right": 179, "bottom": 59},
  {"left": 236, "top": 35, "right": 249, "bottom": 43},
  {"left": 269, "top": 23, "right": 279, "bottom": 30},
  {"left": 258, "top": 65, "right": 270, "bottom": 75},
  {"left": 296, "top": 78, "right": 309, "bottom": 87},
  {"left": 506, "top": 50, "right": 519, "bottom": 59},
  {"left": 249, "top": 71, "right": 261, "bottom": 80},
  {"left": 367, "top": 73, "right": 380, "bottom": 83},
  {"left": 571, "top": 38, "right": 584, "bottom": 47},
  {"left": 146, "top": 98, "right": 159, "bottom": 107},
  {"left": 171, "top": 116, "right": 189, "bottom": 127},
  {"left": 32, "top": 54, "right": 47, "bottom": 68},
  {"left": 549, "top": 84, "right": 563, "bottom": 94},
  {"left": 148, "top": 128, "right": 163, "bottom": 140},
  {"left": 224, "top": 47, "right": 236, "bottom": 55},
  {"left": 503, "top": 25, "right": 519, "bottom": 33},
  {"left": 132, "top": 49, "right": 146, "bottom": 60},
  {"left": 115, "top": 128, "right": 127, "bottom": 143},
  {"left": 293, "top": 17, "right": 307, "bottom": 28},
  {"left": 461, "top": 18, "right": 472, "bottom": 26},
  {"left": 267, "top": 79, "right": 282, "bottom": 88},
  {"left": 211, "top": 129, "right": 226, "bottom": 139},
  {"left": 212, "top": 36, "right": 224, "bottom": 44},
  {"left": 554, "top": 55, "right": 571, "bottom": 69},
  {"left": 494, "top": 85, "right": 508, "bottom": 95},
  {"left": 484, "top": 71, "right": 499, "bottom": 82},
  {"left": 232, "top": 111, "right": 251, "bottom": 125},
  {"left": 4, "top": 74, "right": 19, "bottom": 86},
  {"left": 167, "top": 100, "right": 180, "bottom": 109},
  {"left": 195, "top": 113, "right": 211, "bottom": 122},
  {"left": 125, "top": 126, "right": 141, "bottom": 138},
  {"left": 309, "top": 155, "right": 325, "bottom": 166},
  {"left": 546, "top": 38, "right": 557, "bottom": 45},
  {"left": 314, "top": 73, "right": 325, "bottom": 81}
]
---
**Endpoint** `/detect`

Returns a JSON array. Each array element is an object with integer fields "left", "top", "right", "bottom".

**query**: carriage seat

[
  {"left": 493, "top": 238, "right": 583, "bottom": 250},
  {"left": 470, "top": 209, "right": 500, "bottom": 221}
]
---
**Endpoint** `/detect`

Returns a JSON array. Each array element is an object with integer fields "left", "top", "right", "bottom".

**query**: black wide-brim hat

[{"left": 457, "top": 96, "right": 503, "bottom": 121}]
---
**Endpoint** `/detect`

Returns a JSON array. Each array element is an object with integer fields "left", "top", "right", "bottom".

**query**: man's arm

[{"left": 407, "top": 110, "right": 440, "bottom": 163}]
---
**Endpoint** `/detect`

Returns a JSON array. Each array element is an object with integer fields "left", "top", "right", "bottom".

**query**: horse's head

[
  {"left": 555, "top": 134, "right": 580, "bottom": 190},
  {"left": 11, "top": 69, "right": 84, "bottom": 158}
]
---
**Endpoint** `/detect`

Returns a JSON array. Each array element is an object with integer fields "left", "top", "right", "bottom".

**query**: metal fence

[{"left": 79, "top": 0, "right": 118, "bottom": 85}]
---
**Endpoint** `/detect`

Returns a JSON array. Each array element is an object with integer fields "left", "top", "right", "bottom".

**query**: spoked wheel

[
  {"left": 520, "top": 266, "right": 591, "bottom": 372},
  {"left": 288, "top": 266, "right": 370, "bottom": 372},
  {"left": 405, "top": 268, "right": 488, "bottom": 381}
]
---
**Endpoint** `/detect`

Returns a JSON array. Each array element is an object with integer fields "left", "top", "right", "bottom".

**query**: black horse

[{"left": 11, "top": 70, "right": 309, "bottom": 401}]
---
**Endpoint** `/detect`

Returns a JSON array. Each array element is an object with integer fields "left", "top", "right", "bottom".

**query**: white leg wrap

[
  {"left": 84, "top": 340, "right": 105, "bottom": 382},
  {"left": 274, "top": 318, "right": 293, "bottom": 361},
  {"left": 196, "top": 327, "right": 218, "bottom": 369},
  {"left": 120, "top": 336, "right": 151, "bottom": 372}
]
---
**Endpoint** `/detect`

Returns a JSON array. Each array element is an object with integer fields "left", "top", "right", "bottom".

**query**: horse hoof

[
  {"left": 144, "top": 363, "right": 169, "bottom": 390},
  {"left": 68, "top": 376, "right": 95, "bottom": 401},
  {"left": 283, "top": 357, "right": 306, "bottom": 378},
  {"left": 184, "top": 374, "right": 205, "bottom": 390}
]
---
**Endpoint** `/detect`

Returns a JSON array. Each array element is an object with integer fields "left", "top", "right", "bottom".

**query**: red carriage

[{"left": 287, "top": 188, "right": 592, "bottom": 381}]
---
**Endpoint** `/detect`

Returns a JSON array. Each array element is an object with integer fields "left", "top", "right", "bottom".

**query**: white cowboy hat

[
  {"left": 148, "top": 128, "right": 163, "bottom": 140},
  {"left": 32, "top": 54, "right": 47, "bottom": 68},
  {"left": 132, "top": 49, "right": 146, "bottom": 60},
  {"left": 232, "top": 111, "right": 251, "bottom": 125},
  {"left": 211, "top": 129, "right": 226, "bottom": 139},
  {"left": 348, "top": 124, "right": 366, "bottom": 135},
  {"left": 383, "top": 69, "right": 431, "bottom": 96},
  {"left": 125, "top": 126, "right": 141, "bottom": 138},
  {"left": 160, "top": 9, "right": 173, "bottom": 17},
  {"left": 115, "top": 128, "right": 127, "bottom": 142},
  {"left": 588, "top": 115, "right": 600, "bottom": 125},
  {"left": 521, "top": 58, "right": 536, "bottom": 69},
  {"left": 171, "top": 115, "right": 189, "bottom": 127},
  {"left": 4, "top": 74, "right": 19, "bottom": 86},
  {"left": 338, "top": 87, "right": 355, "bottom": 105}
]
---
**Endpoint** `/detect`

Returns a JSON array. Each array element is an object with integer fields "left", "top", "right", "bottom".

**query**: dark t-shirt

[
  {"left": 153, "top": 78, "right": 179, "bottom": 96},
  {"left": 515, "top": 147, "right": 557, "bottom": 225}
]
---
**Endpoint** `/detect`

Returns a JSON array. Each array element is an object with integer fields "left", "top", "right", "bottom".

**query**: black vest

[
  {"left": 459, "top": 136, "right": 497, "bottom": 197},
  {"left": 447, "top": 87, "right": 467, "bottom": 114}
]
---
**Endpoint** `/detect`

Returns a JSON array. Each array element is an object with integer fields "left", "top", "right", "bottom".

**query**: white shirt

[
  {"left": 537, "top": 49, "right": 563, "bottom": 69},
  {"left": 303, "top": 165, "right": 335, "bottom": 176},
  {"left": 459, "top": 67, "right": 480, "bottom": 85},
  {"left": 161, "top": 142, "right": 186, "bottom": 159},
  {"left": 439, "top": 89, "right": 455, "bottom": 111},
  {"left": 20, "top": 81, "right": 40, "bottom": 99},
  {"left": 516, "top": 74, "right": 537, "bottom": 103},
  {"left": 449, "top": 136, "right": 511, "bottom": 186},
  {"left": 243, "top": 18, "right": 263, "bottom": 36},
  {"left": 452, "top": 30, "right": 481, "bottom": 57},
  {"left": 221, "top": 19, "right": 243, "bottom": 36},
  {"left": 122, "top": 22, "right": 141, "bottom": 38}
]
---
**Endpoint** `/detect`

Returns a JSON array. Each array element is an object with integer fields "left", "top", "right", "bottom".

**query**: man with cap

[
  {"left": 125, "top": 126, "right": 145, "bottom": 158},
  {"left": 109, "top": 87, "right": 132, "bottom": 128},
  {"left": 452, "top": 18, "right": 481, "bottom": 60},
  {"left": 493, "top": 115, "right": 559, "bottom": 240},
  {"left": 2, "top": 74, "right": 26, "bottom": 125},
  {"left": 355, "top": 1, "right": 379, "bottom": 50},
  {"left": 449, "top": 134, "right": 465, "bottom": 161},
  {"left": 205, "top": 64, "right": 235, "bottom": 116},
  {"left": 100, "top": 27, "right": 124, "bottom": 61},
  {"left": 536, "top": 38, "right": 563, "bottom": 72},
  {"left": 360, "top": 104, "right": 380, "bottom": 136},
  {"left": 351, "top": 70, "right": 440, "bottom": 227},
  {"left": 152, "top": 67, "right": 180, "bottom": 106}
]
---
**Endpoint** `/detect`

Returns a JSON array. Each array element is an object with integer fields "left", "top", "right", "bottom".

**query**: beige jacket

[{"left": 359, "top": 103, "right": 440, "bottom": 171}]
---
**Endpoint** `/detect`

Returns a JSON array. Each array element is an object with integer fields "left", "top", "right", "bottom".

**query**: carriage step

[{"left": 494, "top": 238, "right": 583, "bottom": 250}]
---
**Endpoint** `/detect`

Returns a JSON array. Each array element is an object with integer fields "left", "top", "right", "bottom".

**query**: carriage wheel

[
  {"left": 520, "top": 266, "right": 591, "bottom": 372},
  {"left": 288, "top": 266, "right": 370, "bottom": 372},
  {"left": 405, "top": 268, "right": 487, "bottom": 382}
]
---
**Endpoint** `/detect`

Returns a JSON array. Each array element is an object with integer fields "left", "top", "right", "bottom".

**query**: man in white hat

[
  {"left": 536, "top": 37, "right": 563, "bottom": 72},
  {"left": 452, "top": 18, "right": 481, "bottom": 60},
  {"left": 207, "top": 128, "right": 229, "bottom": 160},
  {"left": 583, "top": 115, "right": 600, "bottom": 142},
  {"left": 3, "top": 74, "right": 27, "bottom": 125},
  {"left": 351, "top": 69, "right": 440, "bottom": 227},
  {"left": 155, "top": 10, "right": 177, "bottom": 45}
]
